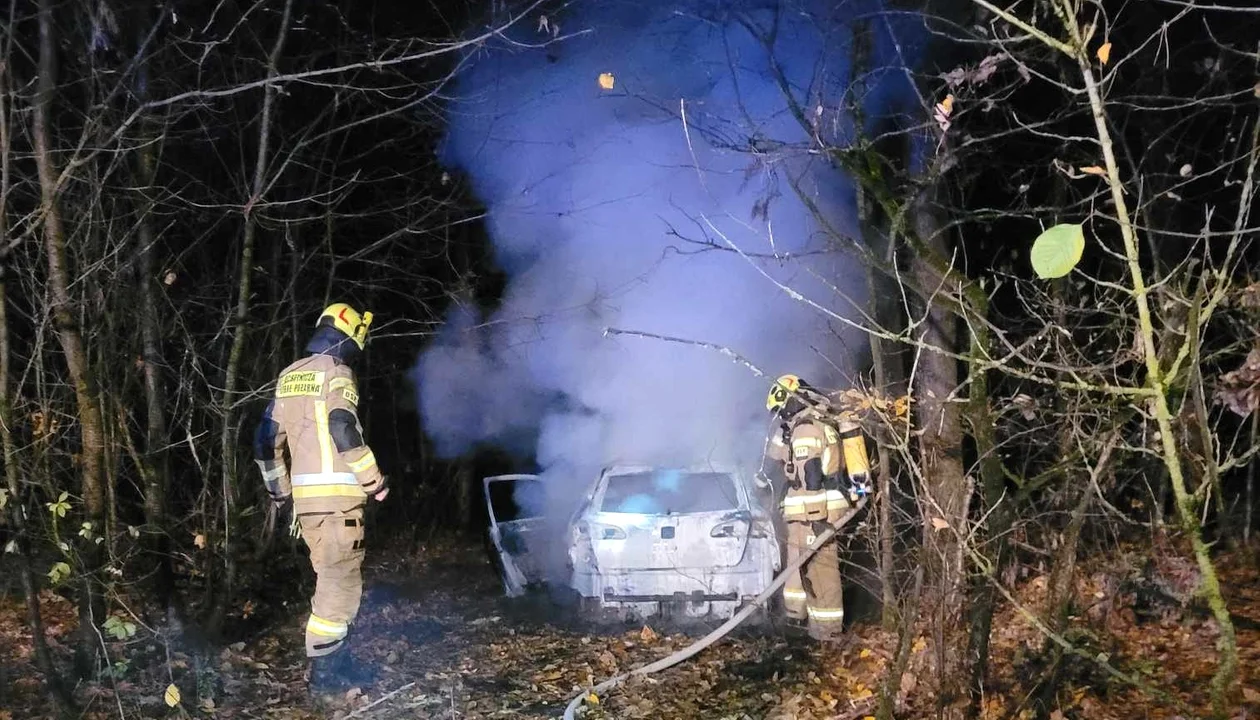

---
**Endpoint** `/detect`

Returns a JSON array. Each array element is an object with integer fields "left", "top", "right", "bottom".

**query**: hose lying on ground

[{"left": 561, "top": 498, "right": 868, "bottom": 720}]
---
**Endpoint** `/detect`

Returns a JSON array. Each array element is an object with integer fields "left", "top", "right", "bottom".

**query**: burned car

[{"left": 484, "top": 464, "right": 781, "bottom": 622}]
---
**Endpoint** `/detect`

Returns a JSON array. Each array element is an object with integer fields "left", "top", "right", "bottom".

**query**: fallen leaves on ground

[{"left": 1, "top": 534, "right": 1258, "bottom": 718}]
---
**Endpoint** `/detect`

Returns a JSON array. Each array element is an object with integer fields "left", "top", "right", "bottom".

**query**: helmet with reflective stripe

[
  {"left": 316, "top": 303, "right": 373, "bottom": 351},
  {"left": 767, "top": 374, "right": 801, "bottom": 412}
]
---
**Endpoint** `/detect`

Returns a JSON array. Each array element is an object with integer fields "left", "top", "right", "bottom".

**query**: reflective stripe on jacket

[
  {"left": 772, "top": 410, "right": 869, "bottom": 523},
  {"left": 254, "top": 354, "right": 384, "bottom": 514}
]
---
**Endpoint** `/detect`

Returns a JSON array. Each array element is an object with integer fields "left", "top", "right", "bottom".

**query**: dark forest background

[{"left": 1, "top": 0, "right": 1258, "bottom": 718}]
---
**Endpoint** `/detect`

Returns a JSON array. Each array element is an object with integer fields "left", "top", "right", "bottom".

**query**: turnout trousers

[
  {"left": 299, "top": 506, "right": 366, "bottom": 657},
  {"left": 781, "top": 521, "right": 845, "bottom": 640}
]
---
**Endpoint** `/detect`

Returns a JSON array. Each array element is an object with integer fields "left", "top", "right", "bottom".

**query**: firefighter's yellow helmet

[
  {"left": 766, "top": 374, "right": 801, "bottom": 412},
  {"left": 317, "top": 302, "right": 373, "bottom": 351}
]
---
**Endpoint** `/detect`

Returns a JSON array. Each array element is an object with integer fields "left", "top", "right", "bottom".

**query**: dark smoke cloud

[{"left": 414, "top": 0, "right": 921, "bottom": 515}]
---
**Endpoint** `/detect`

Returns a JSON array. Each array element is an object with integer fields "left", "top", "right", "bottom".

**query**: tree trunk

[
  {"left": 877, "top": 562, "right": 925, "bottom": 720},
  {"left": 962, "top": 307, "right": 1014, "bottom": 713},
  {"left": 130, "top": 6, "right": 175, "bottom": 607},
  {"left": 871, "top": 324, "right": 898, "bottom": 630},
  {"left": 865, "top": 251, "right": 903, "bottom": 630},
  {"left": 208, "top": 0, "right": 294, "bottom": 634},
  {"left": 455, "top": 463, "right": 473, "bottom": 533},
  {"left": 31, "top": 0, "right": 109, "bottom": 677},
  {"left": 0, "top": 36, "right": 73, "bottom": 710},
  {"left": 1247, "top": 414, "right": 1256, "bottom": 547},
  {"left": 1034, "top": 436, "right": 1113, "bottom": 714},
  {"left": 1062, "top": 12, "right": 1238, "bottom": 710},
  {"left": 909, "top": 173, "right": 970, "bottom": 720}
]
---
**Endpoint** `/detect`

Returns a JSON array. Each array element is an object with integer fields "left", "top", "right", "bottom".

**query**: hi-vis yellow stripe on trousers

[
  {"left": 306, "top": 614, "right": 348, "bottom": 638},
  {"left": 807, "top": 606, "right": 845, "bottom": 622}
]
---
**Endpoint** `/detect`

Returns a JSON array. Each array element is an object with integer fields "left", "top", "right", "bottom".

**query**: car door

[{"left": 483, "top": 474, "right": 547, "bottom": 596}]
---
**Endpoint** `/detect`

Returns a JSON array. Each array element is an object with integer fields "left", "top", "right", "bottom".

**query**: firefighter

[
  {"left": 253, "top": 302, "right": 388, "bottom": 693},
  {"left": 763, "top": 374, "right": 871, "bottom": 642}
]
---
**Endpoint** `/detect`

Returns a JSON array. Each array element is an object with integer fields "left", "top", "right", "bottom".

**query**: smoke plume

[{"left": 415, "top": 0, "right": 919, "bottom": 519}]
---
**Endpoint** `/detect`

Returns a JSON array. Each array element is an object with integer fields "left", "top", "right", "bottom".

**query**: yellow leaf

[
  {"left": 164, "top": 683, "right": 181, "bottom": 707},
  {"left": 859, "top": 648, "right": 872, "bottom": 659},
  {"left": 930, "top": 517, "right": 950, "bottom": 531},
  {"left": 938, "top": 94, "right": 954, "bottom": 115},
  {"left": 1097, "top": 42, "right": 1112, "bottom": 65},
  {"left": 597, "top": 72, "right": 615, "bottom": 90},
  {"left": 1079, "top": 165, "right": 1107, "bottom": 176},
  {"left": 912, "top": 636, "right": 927, "bottom": 653},
  {"left": 587, "top": 692, "right": 600, "bottom": 705},
  {"left": 193, "top": 534, "right": 206, "bottom": 549}
]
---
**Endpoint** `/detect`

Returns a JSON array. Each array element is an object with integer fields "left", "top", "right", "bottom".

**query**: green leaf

[
  {"left": 103, "top": 615, "right": 137, "bottom": 641},
  {"left": 47, "top": 561, "right": 71, "bottom": 586},
  {"left": 47, "top": 493, "right": 71, "bottom": 518},
  {"left": 1030, "top": 223, "right": 1086, "bottom": 279}
]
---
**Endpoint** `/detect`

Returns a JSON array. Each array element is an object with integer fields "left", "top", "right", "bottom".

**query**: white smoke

[{"left": 414, "top": 0, "right": 918, "bottom": 519}]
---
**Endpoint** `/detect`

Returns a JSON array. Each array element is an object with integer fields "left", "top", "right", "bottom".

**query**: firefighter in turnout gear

[
  {"left": 763, "top": 374, "right": 871, "bottom": 642},
  {"left": 253, "top": 302, "right": 388, "bottom": 693}
]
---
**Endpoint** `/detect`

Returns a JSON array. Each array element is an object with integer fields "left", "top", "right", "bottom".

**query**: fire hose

[{"left": 561, "top": 497, "right": 868, "bottom": 719}]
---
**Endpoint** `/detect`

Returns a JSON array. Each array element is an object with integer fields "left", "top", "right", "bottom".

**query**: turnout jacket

[
  {"left": 254, "top": 351, "right": 385, "bottom": 514},
  {"left": 766, "top": 409, "right": 870, "bottom": 523}
]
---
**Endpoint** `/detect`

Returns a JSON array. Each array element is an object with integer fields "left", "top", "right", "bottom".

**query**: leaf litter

[{"left": 1, "top": 534, "right": 1258, "bottom": 719}]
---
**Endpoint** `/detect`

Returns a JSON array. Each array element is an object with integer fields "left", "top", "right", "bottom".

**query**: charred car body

[{"left": 484, "top": 464, "right": 781, "bottom": 622}]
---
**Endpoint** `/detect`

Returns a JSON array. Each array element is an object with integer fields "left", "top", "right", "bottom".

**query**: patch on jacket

[
  {"left": 277, "top": 370, "right": 325, "bottom": 397},
  {"left": 329, "top": 377, "right": 358, "bottom": 406}
]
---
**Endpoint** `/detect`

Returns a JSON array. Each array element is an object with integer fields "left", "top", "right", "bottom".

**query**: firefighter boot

[{"left": 309, "top": 649, "right": 378, "bottom": 695}]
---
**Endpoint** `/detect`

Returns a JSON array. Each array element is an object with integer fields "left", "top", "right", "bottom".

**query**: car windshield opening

[{"left": 599, "top": 470, "right": 740, "bottom": 514}]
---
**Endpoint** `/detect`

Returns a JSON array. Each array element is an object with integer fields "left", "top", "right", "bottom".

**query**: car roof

[{"left": 601, "top": 463, "right": 742, "bottom": 476}]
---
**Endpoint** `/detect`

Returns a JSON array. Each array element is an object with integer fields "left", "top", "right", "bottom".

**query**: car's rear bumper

[{"left": 570, "top": 543, "right": 777, "bottom": 620}]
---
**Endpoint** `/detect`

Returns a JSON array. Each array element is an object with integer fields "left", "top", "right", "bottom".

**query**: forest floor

[{"left": 2, "top": 533, "right": 1260, "bottom": 720}]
